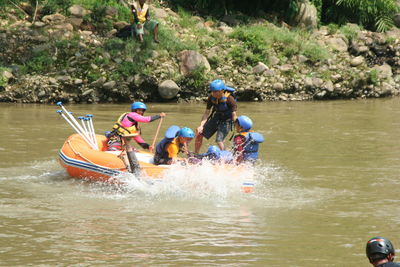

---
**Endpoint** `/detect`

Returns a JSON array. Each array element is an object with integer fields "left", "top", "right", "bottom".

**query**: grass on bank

[{"left": 228, "top": 24, "right": 330, "bottom": 65}]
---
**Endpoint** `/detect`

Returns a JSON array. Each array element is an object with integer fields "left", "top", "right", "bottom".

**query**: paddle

[
  {"left": 150, "top": 117, "right": 164, "bottom": 153},
  {"left": 121, "top": 135, "right": 141, "bottom": 175}
]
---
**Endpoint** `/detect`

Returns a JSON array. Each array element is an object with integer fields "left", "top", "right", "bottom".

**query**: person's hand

[
  {"left": 160, "top": 112, "right": 166, "bottom": 117},
  {"left": 149, "top": 145, "right": 154, "bottom": 152},
  {"left": 196, "top": 126, "right": 203, "bottom": 135}
]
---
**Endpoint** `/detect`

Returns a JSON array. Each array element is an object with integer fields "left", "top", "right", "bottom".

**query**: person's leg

[
  {"left": 215, "top": 120, "right": 232, "bottom": 151},
  {"left": 194, "top": 134, "right": 203, "bottom": 154},
  {"left": 196, "top": 116, "right": 218, "bottom": 153},
  {"left": 153, "top": 23, "right": 159, "bottom": 43},
  {"left": 145, "top": 20, "right": 159, "bottom": 43},
  {"left": 135, "top": 23, "right": 144, "bottom": 42}
]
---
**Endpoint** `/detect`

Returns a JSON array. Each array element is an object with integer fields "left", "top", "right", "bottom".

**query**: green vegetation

[
  {"left": 22, "top": 51, "right": 54, "bottom": 74},
  {"left": 339, "top": 23, "right": 361, "bottom": 42},
  {"left": 367, "top": 69, "right": 380, "bottom": 86},
  {"left": 229, "top": 24, "right": 330, "bottom": 65},
  {"left": 0, "top": 67, "right": 9, "bottom": 87},
  {"left": 167, "top": 0, "right": 399, "bottom": 32}
]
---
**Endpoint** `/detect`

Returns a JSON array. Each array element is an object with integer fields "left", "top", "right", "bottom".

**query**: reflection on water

[{"left": 0, "top": 99, "right": 399, "bottom": 266}]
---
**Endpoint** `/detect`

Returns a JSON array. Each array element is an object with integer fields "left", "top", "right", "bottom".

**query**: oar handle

[{"left": 150, "top": 117, "right": 164, "bottom": 153}]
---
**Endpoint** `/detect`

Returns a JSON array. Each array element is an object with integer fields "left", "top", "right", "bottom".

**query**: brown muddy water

[{"left": 0, "top": 99, "right": 399, "bottom": 266}]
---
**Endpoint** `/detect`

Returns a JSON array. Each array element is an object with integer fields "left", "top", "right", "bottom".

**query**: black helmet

[{"left": 366, "top": 237, "right": 395, "bottom": 262}]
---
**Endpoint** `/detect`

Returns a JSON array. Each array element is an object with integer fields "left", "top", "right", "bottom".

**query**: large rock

[
  {"left": 42, "top": 13, "right": 66, "bottom": 25},
  {"left": 253, "top": 62, "right": 268, "bottom": 74},
  {"left": 153, "top": 7, "right": 168, "bottom": 19},
  {"left": 68, "top": 5, "right": 88, "bottom": 18},
  {"left": 178, "top": 50, "right": 211, "bottom": 76},
  {"left": 158, "top": 80, "right": 180, "bottom": 100},
  {"left": 373, "top": 64, "right": 393, "bottom": 79},
  {"left": 350, "top": 56, "right": 364, "bottom": 67},
  {"left": 326, "top": 37, "right": 348, "bottom": 52},
  {"left": 0, "top": 69, "right": 13, "bottom": 85},
  {"left": 292, "top": 0, "right": 318, "bottom": 29}
]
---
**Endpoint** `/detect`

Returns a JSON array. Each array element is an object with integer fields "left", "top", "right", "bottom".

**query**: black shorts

[{"left": 202, "top": 116, "right": 232, "bottom": 142}]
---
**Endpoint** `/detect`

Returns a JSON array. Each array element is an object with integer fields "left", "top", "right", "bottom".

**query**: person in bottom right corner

[
  {"left": 232, "top": 115, "right": 264, "bottom": 165},
  {"left": 366, "top": 237, "right": 400, "bottom": 266}
]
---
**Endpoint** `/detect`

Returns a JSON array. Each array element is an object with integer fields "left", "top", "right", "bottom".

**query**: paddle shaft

[
  {"left": 150, "top": 117, "right": 164, "bottom": 152},
  {"left": 121, "top": 137, "right": 141, "bottom": 175}
]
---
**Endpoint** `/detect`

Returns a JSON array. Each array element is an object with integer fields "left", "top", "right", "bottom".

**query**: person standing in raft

[
  {"left": 153, "top": 126, "right": 195, "bottom": 165},
  {"left": 107, "top": 102, "right": 165, "bottom": 151},
  {"left": 130, "top": 0, "right": 160, "bottom": 43},
  {"left": 195, "top": 79, "right": 237, "bottom": 153},
  {"left": 232, "top": 115, "right": 264, "bottom": 164}
]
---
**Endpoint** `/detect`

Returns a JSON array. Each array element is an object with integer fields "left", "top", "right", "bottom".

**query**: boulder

[
  {"left": 178, "top": 50, "right": 211, "bottom": 76},
  {"left": 68, "top": 5, "right": 88, "bottom": 18},
  {"left": 373, "top": 64, "right": 393, "bottom": 79},
  {"left": 68, "top": 18, "right": 83, "bottom": 28},
  {"left": 350, "top": 56, "right": 364, "bottom": 67},
  {"left": 222, "top": 14, "right": 239, "bottom": 26},
  {"left": 292, "top": 0, "right": 318, "bottom": 29},
  {"left": 42, "top": 13, "right": 66, "bottom": 25},
  {"left": 103, "top": 81, "right": 116, "bottom": 90},
  {"left": 273, "top": 82, "right": 284, "bottom": 91},
  {"left": 158, "top": 80, "right": 180, "bottom": 100},
  {"left": 153, "top": 7, "right": 168, "bottom": 19},
  {"left": 252, "top": 62, "right": 268, "bottom": 74},
  {"left": 114, "top": 21, "right": 130, "bottom": 30},
  {"left": 91, "top": 77, "right": 106, "bottom": 87},
  {"left": 326, "top": 37, "right": 348, "bottom": 52},
  {"left": 218, "top": 25, "right": 233, "bottom": 34}
]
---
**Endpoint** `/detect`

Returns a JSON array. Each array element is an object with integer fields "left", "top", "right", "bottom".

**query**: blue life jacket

[
  {"left": 210, "top": 90, "right": 236, "bottom": 121},
  {"left": 242, "top": 132, "right": 264, "bottom": 161}
]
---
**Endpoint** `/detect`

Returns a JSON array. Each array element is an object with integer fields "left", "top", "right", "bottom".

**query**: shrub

[
  {"left": 367, "top": 69, "right": 380, "bottom": 85},
  {"left": 340, "top": 24, "right": 361, "bottom": 42},
  {"left": 22, "top": 51, "right": 54, "bottom": 74},
  {"left": 0, "top": 67, "right": 9, "bottom": 87}
]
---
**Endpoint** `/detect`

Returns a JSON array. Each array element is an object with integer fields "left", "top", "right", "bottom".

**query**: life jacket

[
  {"left": 112, "top": 112, "right": 139, "bottom": 136},
  {"left": 132, "top": 1, "right": 149, "bottom": 24},
  {"left": 210, "top": 90, "right": 235, "bottom": 121},
  {"left": 155, "top": 137, "right": 183, "bottom": 161},
  {"left": 239, "top": 132, "right": 264, "bottom": 161}
]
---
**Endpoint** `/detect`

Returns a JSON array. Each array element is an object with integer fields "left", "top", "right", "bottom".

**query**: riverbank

[{"left": 1, "top": 2, "right": 400, "bottom": 103}]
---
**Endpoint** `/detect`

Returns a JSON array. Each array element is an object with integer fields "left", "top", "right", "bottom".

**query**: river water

[{"left": 0, "top": 99, "right": 399, "bottom": 266}]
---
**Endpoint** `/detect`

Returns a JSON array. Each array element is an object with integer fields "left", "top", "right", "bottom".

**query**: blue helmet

[
  {"left": 178, "top": 127, "right": 195, "bottom": 138},
  {"left": 236, "top": 115, "right": 253, "bottom": 131},
  {"left": 207, "top": 145, "right": 221, "bottom": 157},
  {"left": 210, "top": 79, "right": 226, "bottom": 91},
  {"left": 131, "top": 102, "right": 147, "bottom": 111}
]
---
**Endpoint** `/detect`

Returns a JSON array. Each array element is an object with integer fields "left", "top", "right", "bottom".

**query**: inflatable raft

[
  {"left": 59, "top": 134, "right": 169, "bottom": 182},
  {"left": 58, "top": 134, "right": 255, "bottom": 192}
]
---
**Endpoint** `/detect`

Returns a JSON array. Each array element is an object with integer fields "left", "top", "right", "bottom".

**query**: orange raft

[
  {"left": 58, "top": 134, "right": 255, "bottom": 192},
  {"left": 59, "top": 134, "right": 169, "bottom": 182}
]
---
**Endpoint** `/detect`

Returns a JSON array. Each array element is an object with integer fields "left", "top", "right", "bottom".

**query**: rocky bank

[{"left": 1, "top": 2, "right": 400, "bottom": 103}]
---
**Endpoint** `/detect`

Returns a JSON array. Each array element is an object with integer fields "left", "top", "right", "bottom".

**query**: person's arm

[
  {"left": 196, "top": 109, "right": 210, "bottom": 135},
  {"left": 127, "top": 112, "right": 165, "bottom": 123},
  {"left": 227, "top": 95, "right": 238, "bottom": 121}
]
